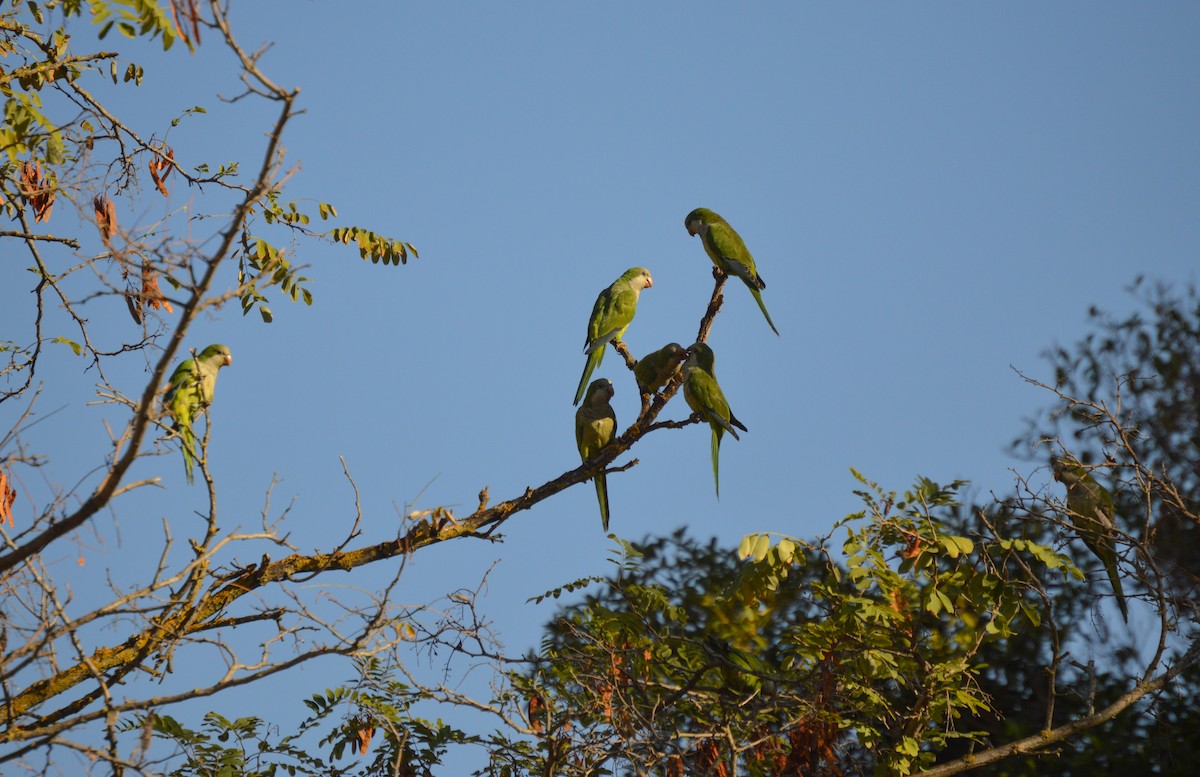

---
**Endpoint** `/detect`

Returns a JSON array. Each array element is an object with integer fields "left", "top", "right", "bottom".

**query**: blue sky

[{"left": 6, "top": 1, "right": 1199, "bottom": 769}]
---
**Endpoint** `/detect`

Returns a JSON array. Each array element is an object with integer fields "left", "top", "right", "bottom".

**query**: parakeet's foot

[{"left": 613, "top": 340, "right": 636, "bottom": 368}]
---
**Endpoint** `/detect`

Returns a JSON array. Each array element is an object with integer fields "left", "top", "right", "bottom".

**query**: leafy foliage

[
  {"left": 128, "top": 657, "right": 475, "bottom": 777},
  {"left": 481, "top": 477, "right": 1079, "bottom": 777},
  {"left": 329, "top": 225, "right": 420, "bottom": 266}
]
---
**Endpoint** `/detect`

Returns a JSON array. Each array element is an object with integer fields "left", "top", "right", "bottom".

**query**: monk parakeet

[
  {"left": 684, "top": 208, "right": 778, "bottom": 336},
  {"left": 576, "top": 378, "right": 617, "bottom": 531},
  {"left": 682, "top": 342, "right": 747, "bottom": 498},
  {"left": 163, "top": 344, "right": 233, "bottom": 484},
  {"left": 634, "top": 342, "right": 687, "bottom": 395},
  {"left": 574, "top": 267, "right": 654, "bottom": 405},
  {"left": 1052, "top": 456, "right": 1128, "bottom": 622}
]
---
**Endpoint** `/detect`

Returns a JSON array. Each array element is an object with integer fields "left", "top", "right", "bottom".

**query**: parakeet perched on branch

[
  {"left": 684, "top": 207, "right": 778, "bottom": 336},
  {"left": 634, "top": 342, "right": 686, "bottom": 395},
  {"left": 576, "top": 378, "right": 617, "bottom": 531},
  {"left": 1052, "top": 456, "right": 1128, "bottom": 622},
  {"left": 574, "top": 267, "right": 653, "bottom": 405},
  {"left": 682, "top": 342, "right": 747, "bottom": 498},
  {"left": 163, "top": 344, "right": 233, "bottom": 484}
]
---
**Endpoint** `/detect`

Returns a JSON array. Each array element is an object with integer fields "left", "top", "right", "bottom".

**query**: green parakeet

[
  {"left": 574, "top": 267, "right": 654, "bottom": 405},
  {"left": 682, "top": 342, "right": 747, "bottom": 498},
  {"left": 634, "top": 342, "right": 687, "bottom": 395},
  {"left": 163, "top": 344, "right": 233, "bottom": 485},
  {"left": 1052, "top": 456, "right": 1129, "bottom": 622},
  {"left": 576, "top": 378, "right": 617, "bottom": 531},
  {"left": 684, "top": 207, "right": 779, "bottom": 336}
]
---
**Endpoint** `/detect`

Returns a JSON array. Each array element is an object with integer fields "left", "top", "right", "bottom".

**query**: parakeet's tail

[
  {"left": 710, "top": 426, "right": 722, "bottom": 499},
  {"left": 1104, "top": 557, "right": 1129, "bottom": 623},
  {"left": 749, "top": 287, "right": 780, "bottom": 336},
  {"left": 595, "top": 473, "right": 610, "bottom": 533},
  {"left": 178, "top": 423, "right": 197, "bottom": 485},
  {"left": 1085, "top": 534, "right": 1129, "bottom": 623},
  {"left": 574, "top": 349, "right": 603, "bottom": 405}
]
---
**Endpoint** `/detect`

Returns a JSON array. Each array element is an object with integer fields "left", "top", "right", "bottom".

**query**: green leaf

[
  {"left": 946, "top": 535, "right": 974, "bottom": 557},
  {"left": 751, "top": 533, "right": 771, "bottom": 562},
  {"left": 51, "top": 336, "right": 82, "bottom": 356}
]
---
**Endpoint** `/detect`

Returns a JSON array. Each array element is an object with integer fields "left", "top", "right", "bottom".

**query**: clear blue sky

[{"left": 8, "top": 1, "right": 1199, "bottom": 769}]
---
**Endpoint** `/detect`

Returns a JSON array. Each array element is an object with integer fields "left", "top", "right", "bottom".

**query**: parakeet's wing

[
  {"left": 164, "top": 358, "right": 198, "bottom": 411},
  {"left": 1076, "top": 478, "right": 1128, "bottom": 622},
  {"left": 163, "top": 360, "right": 202, "bottom": 483},
  {"left": 588, "top": 283, "right": 641, "bottom": 351},
  {"left": 633, "top": 357, "right": 656, "bottom": 393},
  {"left": 576, "top": 290, "right": 618, "bottom": 404},
  {"left": 1062, "top": 466, "right": 1129, "bottom": 622},
  {"left": 584, "top": 288, "right": 612, "bottom": 345},
  {"left": 634, "top": 344, "right": 684, "bottom": 393},
  {"left": 702, "top": 220, "right": 779, "bottom": 335},
  {"left": 704, "top": 220, "right": 757, "bottom": 282},
  {"left": 686, "top": 369, "right": 740, "bottom": 441}
]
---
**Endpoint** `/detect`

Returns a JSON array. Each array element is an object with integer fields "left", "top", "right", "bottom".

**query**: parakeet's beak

[
  {"left": 686, "top": 220, "right": 699, "bottom": 236},
  {"left": 224, "top": 355, "right": 233, "bottom": 366},
  {"left": 645, "top": 276, "right": 654, "bottom": 288}
]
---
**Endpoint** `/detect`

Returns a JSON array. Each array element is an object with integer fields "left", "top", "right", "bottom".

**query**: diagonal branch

[
  {"left": 918, "top": 637, "right": 1200, "bottom": 776},
  {"left": 1, "top": 249, "right": 731, "bottom": 730}
]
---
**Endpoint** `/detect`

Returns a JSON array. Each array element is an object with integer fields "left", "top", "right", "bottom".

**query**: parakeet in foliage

[
  {"left": 1052, "top": 456, "right": 1128, "bottom": 622},
  {"left": 576, "top": 378, "right": 617, "bottom": 531},
  {"left": 634, "top": 342, "right": 687, "bottom": 395},
  {"left": 163, "top": 344, "right": 233, "bottom": 485},
  {"left": 682, "top": 342, "right": 747, "bottom": 498},
  {"left": 684, "top": 207, "right": 778, "bottom": 336},
  {"left": 574, "top": 267, "right": 654, "bottom": 405}
]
